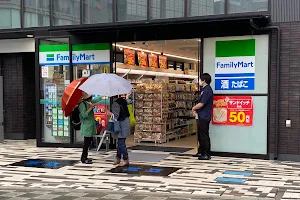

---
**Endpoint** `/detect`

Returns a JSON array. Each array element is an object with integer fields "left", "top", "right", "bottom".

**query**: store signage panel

[
  {"left": 212, "top": 96, "right": 253, "bottom": 126},
  {"left": 39, "top": 43, "right": 110, "bottom": 66},
  {"left": 159, "top": 55, "right": 167, "bottom": 69},
  {"left": 124, "top": 48, "right": 136, "bottom": 65},
  {"left": 137, "top": 51, "right": 148, "bottom": 67},
  {"left": 149, "top": 54, "right": 158, "bottom": 68},
  {"left": 214, "top": 39, "right": 255, "bottom": 91}
]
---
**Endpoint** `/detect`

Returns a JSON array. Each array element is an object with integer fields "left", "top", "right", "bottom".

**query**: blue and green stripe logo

[{"left": 46, "top": 54, "right": 54, "bottom": 62}]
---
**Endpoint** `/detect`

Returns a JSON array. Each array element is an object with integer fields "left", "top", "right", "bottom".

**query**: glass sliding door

[
  {"left": 71, "top": 43, "right": 111, "bottom": 143},
  {"left": 39, "top": 38, "right": 71, "bottom": 144}
]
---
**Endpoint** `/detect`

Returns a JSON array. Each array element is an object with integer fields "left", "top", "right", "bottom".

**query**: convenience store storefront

[
  {"left": 35, "top": 17, "right": 270, "bottom": 158},
  {"left": 37, "top": 39, "right": 113, "bottom": 147}
]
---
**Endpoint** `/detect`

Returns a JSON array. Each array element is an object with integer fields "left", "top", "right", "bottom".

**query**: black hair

[
  {"left": 200, "top": 73, "right": 212, "bottom": 85},
  {"left": 84, "top": 96, "right": 92, "bottom": 101}
]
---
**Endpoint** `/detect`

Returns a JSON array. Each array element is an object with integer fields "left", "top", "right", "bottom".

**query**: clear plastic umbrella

[
  {"left": 79, "top": 73, "right": 132, "bottom": 97},
  {"left": 79, "top": 73, "right": 132, "bottom": 151}
]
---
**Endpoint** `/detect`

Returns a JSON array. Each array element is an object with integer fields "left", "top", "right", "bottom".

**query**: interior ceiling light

[
  {"left": 26, "top": 34, "right": 34, "bottom": 38},
  {"left": 116, "top": 68, "right": 197, "bottom": 79},
  {"left": 114, "top": 44, "right": 199, "bottom": 62}
]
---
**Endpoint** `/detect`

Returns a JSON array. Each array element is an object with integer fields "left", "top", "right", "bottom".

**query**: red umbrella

[{"left": 62, "top": 77, "right": 88, "bottom": 117}]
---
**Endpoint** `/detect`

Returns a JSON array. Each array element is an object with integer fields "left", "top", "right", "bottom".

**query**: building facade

[{"left": 0, "top": 0, "right": 299, "bottom": 161}]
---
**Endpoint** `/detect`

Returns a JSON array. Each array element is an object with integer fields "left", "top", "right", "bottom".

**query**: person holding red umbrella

[{"left": 79, "top": 92, "right": 102, "bottom": 164}]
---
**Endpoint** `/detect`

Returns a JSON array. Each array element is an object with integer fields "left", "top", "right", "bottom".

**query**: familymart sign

[
  {"left": 39, "top": 43, "right": 110, "bottom": 66},
  {"left": 215, "top": 39, "right": 255, "bottom": 91}
]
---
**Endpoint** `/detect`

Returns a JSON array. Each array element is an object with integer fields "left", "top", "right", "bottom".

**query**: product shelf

[{"left": 134, "top": 82, "right": 197, "bottom": 144}]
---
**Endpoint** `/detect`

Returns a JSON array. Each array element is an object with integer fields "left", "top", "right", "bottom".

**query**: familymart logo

[{"left": 46, "top": 54, "right": 55, "bottom": 62}]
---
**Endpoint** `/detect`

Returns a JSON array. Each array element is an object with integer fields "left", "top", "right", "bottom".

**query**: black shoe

[
  {"left": 193, "top": 153, "right": 202, "bottom": 157},
  {"left": 198, "top": 155, "right": 211, "bottom": 160},
  {"left": 81, "top": 158, "right": 93, "bottom": 164}
]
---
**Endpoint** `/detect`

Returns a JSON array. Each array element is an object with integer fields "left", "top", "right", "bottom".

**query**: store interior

[{"left": 114, "top": 39, "right": 200, "bottom": 152}]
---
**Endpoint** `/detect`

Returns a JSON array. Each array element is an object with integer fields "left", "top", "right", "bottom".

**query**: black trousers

[
  {"left": 197, "top": 118, "right": 211, "bottom": 156},
  {"left": 81, "top": 137, "right": 93, "bottom": 162}
]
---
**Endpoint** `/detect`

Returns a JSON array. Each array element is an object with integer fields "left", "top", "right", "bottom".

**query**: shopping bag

[
  {"left": 128, "top": 104, "right": 136, "bottom": 127},
  {"left": 105, "top": 114, "right": 121, "bottom": 133},
  {"left": 105, "top": 115, "right": 115, "bottom": 132},
  {"left": 113, "top": 120, "right": 121, "bottom": 133}
]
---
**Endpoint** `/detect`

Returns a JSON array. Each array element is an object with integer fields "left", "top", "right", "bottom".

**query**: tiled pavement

[
  {"left": 0, "top": 187, "right": 269, "bottom": 200},
  {"left": 1, "top": 141, "right": 300, "bottom": 199}
]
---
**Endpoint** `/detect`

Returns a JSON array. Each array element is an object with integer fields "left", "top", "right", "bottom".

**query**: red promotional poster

[
  {"left": 212, "top": 96, "right": 253, "bottom": 126},
  {"left": 124, "top": 48, "right": 136, "bottom": 66},
  {"left": 137, "top": 51, "right": 148, "bottom": 67},
  {"left": 94, "top": 104, "right": 107, "bottom": 130},
  {"left": 148, "top": 54, "right": 158, "bottom": 68},
  {"left": 159, "top": 55, "right": 167, "bottom": 69}
]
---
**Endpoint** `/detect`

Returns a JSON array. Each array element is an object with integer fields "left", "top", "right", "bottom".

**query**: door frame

[
  {"left": 35, "top": 35, "right": 82, "bottom": 147},
  {"left": 0, "top": 76, "right": 3, "bottom": 142}
]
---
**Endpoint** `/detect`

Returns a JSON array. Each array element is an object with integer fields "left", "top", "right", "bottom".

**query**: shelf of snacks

[
  {"left": 134, "top": 81, "right": 197, "bottom": 144},
  {"left": 134, "top": 83, "right": 171, "bottom": 144}
]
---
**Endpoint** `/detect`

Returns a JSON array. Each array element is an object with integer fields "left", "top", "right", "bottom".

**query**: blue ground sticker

[
  {"left": 224, "top": 170, "right": 253, "bottom": 176},
  {"left": 108, "top": 164, "right": 179, "bottom": 176},
  {"left": 9, "top": 159, "right": 78, "bottom": 169},
  {"left": 215, "top": 177, "right": 246, "bottom": 184}
]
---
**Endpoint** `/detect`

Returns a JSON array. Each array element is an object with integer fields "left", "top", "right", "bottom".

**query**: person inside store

[
  {"left": 106, "top": 94, "right": 130, "bottom": 167},
  {"left": 192, "top": 73, "right": 214, "bottom": 160},
  {"left": 79, "top": 92, "right": 102, "bottom": 164}
]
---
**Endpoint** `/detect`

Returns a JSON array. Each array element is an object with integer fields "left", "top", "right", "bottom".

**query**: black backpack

[{"left": 71, "top": 101, "right": 87, "bottom": 130}]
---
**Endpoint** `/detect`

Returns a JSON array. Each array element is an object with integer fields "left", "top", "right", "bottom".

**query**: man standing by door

[{"left": 192, "top": 73, "right": 214, "bottom": 160}]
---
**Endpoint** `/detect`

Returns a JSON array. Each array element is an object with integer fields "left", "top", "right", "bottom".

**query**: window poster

[
  {"left": 41, "top": 66, "right": 49, "bottom": 78},
  {"left": 212, "top": 96, "right": 253, "bottom": 126},
  {"left": 94, "top": 104, "right": 107, "bottom": 130},
  {"left": 52, "top": 107, "right": 69, "bottom": 137},
  {"left": 44, "top": 83, "right": 57, "bottom": 128}
]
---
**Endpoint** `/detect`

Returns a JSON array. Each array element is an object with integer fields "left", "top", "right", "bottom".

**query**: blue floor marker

[
  {"left": 224, "top": 170, "right": 253, "bottom": 176},
  {"left": 216, "top": 177, "right": 246, "bottom": 184},
  {"left": 108, "top": 164, "right": 180, "bottom": 176},
  {"left": 9, "top": 159, "right": 78, "bottom": 169}
]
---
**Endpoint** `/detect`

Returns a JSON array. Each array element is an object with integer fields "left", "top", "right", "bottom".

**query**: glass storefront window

[
  {"left": 39, "top": 38, "right": 71, "bottom": 143},
  {"left": 24, "top": 0, "right": 50, "bottom": 27},
  {"left": 187, "top": 0, "right": 225, "bottom": 16},
  {"left": 0, "top": 0, "right": 21, "bottom": 29},
  {"left": 83, "top": 0, "right": 113, "bottom": 24},
  {"left": 52, "top": 0, "right": 80, "bottom": 26},
  {"left": 150, "top": 0, "right": 184, "bottom": 19},
  {"left": 228, "top": 0, "right": 268, "bottom": 13},
  {"left": 117, "top": 0, "right": 147, "bottom": 21}
]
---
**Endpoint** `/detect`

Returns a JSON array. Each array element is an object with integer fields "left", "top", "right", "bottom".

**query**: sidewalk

[
  {"left": 0, "top": 140, "right": 299, "bottom": 200},
  {"left": 0, "top": 187, "right": 273, "bottom": 200}
]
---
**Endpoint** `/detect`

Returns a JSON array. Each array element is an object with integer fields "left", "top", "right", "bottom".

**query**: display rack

[{"left": 134, "top": 81, "right": 197, "bottom": 144}]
